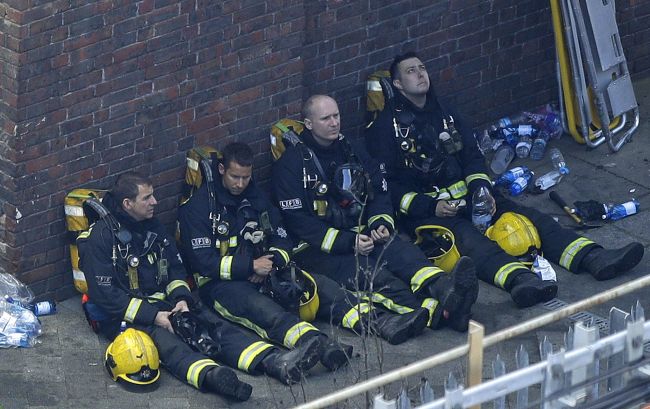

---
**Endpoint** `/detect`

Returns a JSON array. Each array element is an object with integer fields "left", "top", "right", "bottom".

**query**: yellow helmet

[
  {"left": 486, "top": 212, "right": 541, "bottom": 260},
  {"left": 299, "top": 271, "right": 320, "bottom": 322},
  {"left": 414, "top": 225, "right": 461, "bottom": 273},
  {"left": 105, "top": 328, "right": 160, "bottom": 386}
]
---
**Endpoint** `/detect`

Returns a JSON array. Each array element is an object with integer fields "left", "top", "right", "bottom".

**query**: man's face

[
  {"left": 304, "top": 96, "right": 341, "bottom": 146},
  {"left": 123, "top": 184, "right": 157, "bottom": 221},
  {"left": 393, "top": 57, "right": 430, "bottom": 98},
  {"left": 219, "top": 161, "right": 252, "bottom": 196}
]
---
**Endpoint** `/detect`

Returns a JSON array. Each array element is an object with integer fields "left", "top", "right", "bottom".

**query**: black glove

[{"left": 574, "top": 200, "right": 606, "bottom": 221}]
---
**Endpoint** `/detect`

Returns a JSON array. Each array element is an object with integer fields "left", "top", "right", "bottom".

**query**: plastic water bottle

[
  {"left": 475, "top": 130, "right": 493, "bottom": 155},
  {"left": 515, "top": 135, "right": 532, "bottom": 158},
  {"left": 471, "top": 186, "right": 495, "bottom": 234},
  {"left": 490, "top": 144, "right": 515, "bottom": 175},
  {"left": 549, "top": 147, "right": 569, "bottom": 175},
  {"left": 119, "top": 321, "right": 127, "bottom": 333},
  {"left": 4, "top": 296, "right": 56, "bottom": 316},
  {"left": 604, "top": 199, "right": 640, "bottom": 221},
  {"left": 543, "top": 112, "right": 562, "bottom": 138},
  {"left": 509, "top": 171, "right": 534, "bottom": 196},
  {"left": 496, "top": 112, "right": 528, "bottom": 128},
  {"left": 495, "top": 166, "right": 529, "bottom": 186},
  {"left": 534, "top": 170, "right": 563, "bottom": 191},
  {"left": 529, "top": 131, "right": 549, "bottom": 161},
  {"left": 0, "top": 333, "right": 34, "bottom": 348}
]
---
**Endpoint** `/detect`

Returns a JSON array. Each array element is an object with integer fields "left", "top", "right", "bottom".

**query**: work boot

[
  {"left": 203, "top": 366, "right": 252, "bottom": 401},
  {"left": 318, "top": 336, "right": 353, "bottom": 371},
  {"left": 427, "top": 256, "right": 479, "bottom": 332},
  {"left": 260, "top": 336, "right": 321, "bottom": 385},
  {"left": 508, "top": 272, "right": 557, "bottom": 308},
  {"left": 371, "top": 308, "right": 429, "bottom": 345},
  {"left": 579, "top": 243, "right": 644, "bottom": 281}
]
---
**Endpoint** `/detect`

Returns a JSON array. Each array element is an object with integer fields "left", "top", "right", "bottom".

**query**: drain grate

[{"left": 541, "top": 298, "right": 650, "bottom": 354}]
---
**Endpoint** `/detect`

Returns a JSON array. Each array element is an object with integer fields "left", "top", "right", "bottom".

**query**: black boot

[
  {"left": 579, "top": 243, "right": 644, "bottom": 281},
  {"left": 260, "top": 336, "right": 321, "bottom": 385},
  {"left": 318, "top": 336, "right": 353, "bottom": 371},
  {"left": 508, "top": 272, "right": 557, "bottom": 308},
  {"left": 371, "top": 308, "right": 429, "bottom": 345},
  {"left": 203, "top": 366, "right": 252, "bottom": 401},
  {"left": 428, "top": 256, "right": 479, "bottom": 332}
]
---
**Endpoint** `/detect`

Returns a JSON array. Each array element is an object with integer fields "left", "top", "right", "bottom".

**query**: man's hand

[
  {"left": 370, "top": 225, "right": 390, "bottom": 244},
  {"left": 171, "top": 300, "right": 189, "bottom": 313},
  {"left": 154, "top": 310, "right": 174, "bottom": 333},
  {"left": 435, "top": 200, "right": 460, "bottom": 218},
  {"left": 355, "top": 234, "right": 374, "bottom": 256},
  {"left": 250, "top": 254, "right": 274, "bottom": 283}
]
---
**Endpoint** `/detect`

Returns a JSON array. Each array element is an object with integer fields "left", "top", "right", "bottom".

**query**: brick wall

[{"left": 0, "top": 0, "right": 647, "bottom": 300}]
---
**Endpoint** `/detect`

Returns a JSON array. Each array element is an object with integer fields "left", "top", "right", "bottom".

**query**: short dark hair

[
  {"left": 112, "top": 171, "right": 152, "bottom": 203},
  {"left": 389, "top": 51, "right": 420, "bottom": 80},
  {"left": 221, "top": 142, "right": 253, "bottom": 169}
]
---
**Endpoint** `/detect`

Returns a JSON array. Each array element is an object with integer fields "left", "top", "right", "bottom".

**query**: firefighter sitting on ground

[
  {"left": 364, "top": 51, "right": 645, "bottom": 308},
  {"left": 272, "top": 95, "right": 479, "bottom": 333},
  {"left": 177, "top": 142, "right": 431, "bottom": 356},
  {"left": 77, "top": 172, "right": 326, "bottom": 399}
]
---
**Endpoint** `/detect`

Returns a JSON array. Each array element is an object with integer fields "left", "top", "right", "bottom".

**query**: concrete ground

[{"left": 1, "top": 77, "right": 649, "bottom": 409}]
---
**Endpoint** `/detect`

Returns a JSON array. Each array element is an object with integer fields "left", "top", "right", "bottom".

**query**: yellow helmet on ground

[
  {"left": 486, "top": 212, "right": 542, "bottom": 260},
  {"left": 299, "top": 271, "right": 319, "bottom": 322},
  {"left": 414, "top": 225, "right": 461, "bottom": 273},
  {"left": 105, "top": 328, "right": 160, "bottom": 386}
]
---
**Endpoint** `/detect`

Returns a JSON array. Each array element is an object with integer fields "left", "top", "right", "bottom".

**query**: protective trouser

[
  {"left": 293, "top": 238, "right": 440, "bottom": 320},
  {"left": 199, "top": 280, "right": 321, "bottom": 349},
  {"left": 402, "top": 194, "right": 598, "bottom": 290},
  {"left": 99, "top": 309, "right": 276, "bottom": 389}
]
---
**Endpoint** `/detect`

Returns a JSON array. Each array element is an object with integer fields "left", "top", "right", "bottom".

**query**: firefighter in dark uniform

[
  {"left": 178, "top": 142, "right": 431, "bottom": 350},
  {"left": 365, "top": 51, "right": 645, "bottom": 308},
  {"left": 272, "top": 95, "right": 479, "bottom": 332},
  {"left": 77, "top": 172, "right": 325, "bottom": 398}
]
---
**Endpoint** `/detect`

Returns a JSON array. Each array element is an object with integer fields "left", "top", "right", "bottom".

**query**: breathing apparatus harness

[{"left": 379, "top": 76, "right": 464, "bottom": 178}]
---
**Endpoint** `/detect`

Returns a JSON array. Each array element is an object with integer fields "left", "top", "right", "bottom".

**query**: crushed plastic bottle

[
  {"left": 475, "top": 130, "right": 493, "bottom": 155},
  {"left": 509, "top": 171, "right": 534, "bottom": 196},
  {"left": 530, "top": 130, "right": 550, "bottom": 161},
  {"left": 490, "top": 144, "right": 515, "bottom": 175},
  {"left": 549, "top": 147, "right": 569, "bottom": 175},
  {"left": 534, "top": 170, "right": 563, "bottom": 191},
  {"left": 495, "top": 166, "right": 529, "bottom": 186},
  {"left": 471, "top": 186, "right": 495, "bottom": 234},
  {"left": 604, "top": 199, "right": 640, "bottom": 221},
  {"left": 0, "top": 298, "right": 42, "bottom": 348},
  {"left": 515, "top": 135, "right": 532, "bottom": 158}
]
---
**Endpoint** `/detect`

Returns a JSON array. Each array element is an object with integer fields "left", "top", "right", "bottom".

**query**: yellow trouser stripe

[
  {"left": 399, "top": 192, "right": 417, "bottom": 214},
  {"left": 367, "top": 214, "right": 395, "bottom": 230},
  {"left": 187, "top": 359, "right": 218, "bottom": 389},
  {"left": 342, "top": 303, "right": 371, "bottom": 329},
  {"left": 283, "top": 322, "right": 318, "bottom": 348},
  {"left": 410, "top": 266, "right": 443, "bottom": 292},
  {"left": 220, "top": 256, "right": 233, "bottom": 280},
  {"left": 493, "top": 262, "right": 528, "bottom": 289},
  {"left": 465, "top": 173, "right": 491, "bottom": 185},
  {"left": 166, "top": 279, "right": 190, "bottom": 295},
  {"left": 212, "top": 299, "right": 269, "bottom": 340},
  {"left": 124, "top": 298, "right": 142, "bottom": 323},
  {"left": 269, "top": 247, "right": 290, "bottom": 264},
  {"left": 237, "top": 341, "right": 274, "bottom": 372},
  {"left": 560, "top": 237, "right": 595, "bottom": 270},
  {"left": 359, "top": 292, "right": 413, "bottom": 314},
  {"left": 420, "top": 298, "right": 439, "bottom": 326},
  {"left": 321, "top": 228, "right": 339, "bottom": 253}
]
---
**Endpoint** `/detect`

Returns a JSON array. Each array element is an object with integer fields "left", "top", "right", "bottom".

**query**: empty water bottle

[
  {"left": 549, "top": 147, "right": 569, "bottom": 175},
  {"left": 604, "top": 199, "right": 640, "bottom": 221},
  {"left": 515, "top": 135, "right": 532, "bottom": 158},
  {"left": 119, "top": 321, "right": 127, "bottom": 333},
  {"left": 542, "top": 112, "right": 562, "bottom": 138},
  {"left": 4, "top": 296, "right": 56, "bottom": 316},
  {"left": 534, "top": 170, "right": 563, "bottom": 191},
  {"left": 475, "top": 129, "right": 493, "bottom": 155},
  {"left": 530, "top": 131, "right": 549, "bottom": 160},
  {"left": 495, "top": 166, "right": 529, "bottom": 186},
  {"left": 472, "top": 186, "right": 495, "bottom": 234},
  {"left": 496, "top": 112, "right": 529, "bottom": 128},
  {"left": 510, "top": 171, "right": 534, "bottom": 196},
  {"left": 490, "top": 144, "right": 515, "bottom": 175}
]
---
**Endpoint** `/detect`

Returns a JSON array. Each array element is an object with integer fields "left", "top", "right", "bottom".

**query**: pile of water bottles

[
  {"left": 475, "top": 104, "right": 564, "bottom": 176},
  {"left": 0, "top": 272, "right": 54, "bottom": 348}
]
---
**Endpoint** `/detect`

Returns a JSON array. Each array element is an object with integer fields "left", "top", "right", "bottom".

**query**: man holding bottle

[{"left": 365, "top": 51, "right": 644, "bottom": 308}]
